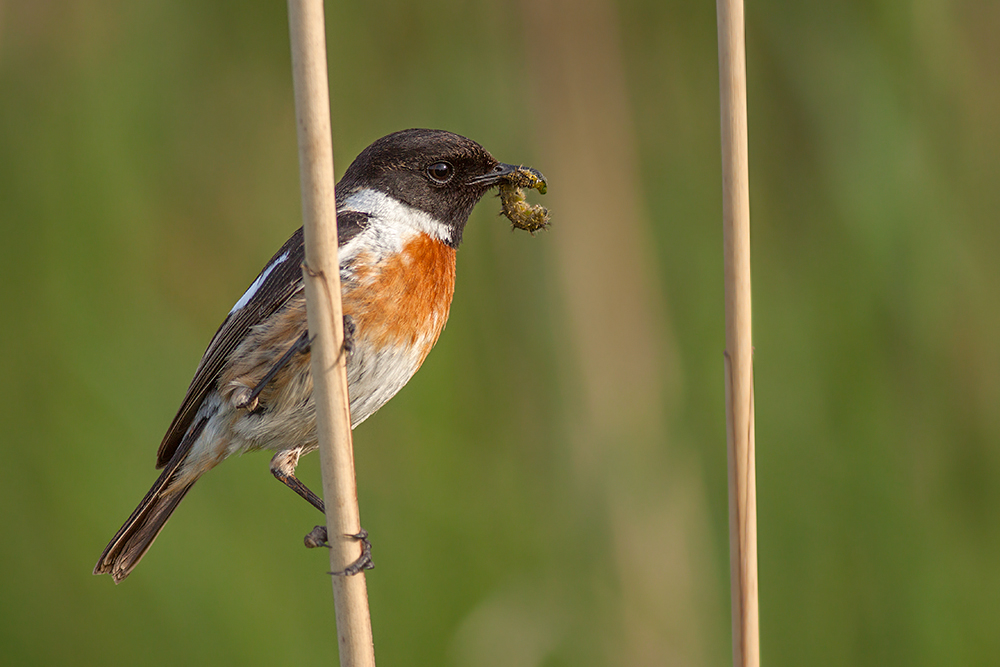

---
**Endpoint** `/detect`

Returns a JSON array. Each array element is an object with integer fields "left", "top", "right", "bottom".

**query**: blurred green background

[{"left": 2, "top": 1, "right": 998, "bottom": 665}]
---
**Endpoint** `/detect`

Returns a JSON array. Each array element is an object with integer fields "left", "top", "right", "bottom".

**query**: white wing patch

[{"left": 229, "top": 250, "right": 290, "bottom": 314}]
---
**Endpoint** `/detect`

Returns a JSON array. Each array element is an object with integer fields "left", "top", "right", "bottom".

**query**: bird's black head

[{"left": 336, "top": 129, "right": 525, "bottom": 246}]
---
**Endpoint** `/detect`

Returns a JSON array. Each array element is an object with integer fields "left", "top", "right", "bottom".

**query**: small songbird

[{"left": 94, "top": 129, "right": 546, "bottom": 583}]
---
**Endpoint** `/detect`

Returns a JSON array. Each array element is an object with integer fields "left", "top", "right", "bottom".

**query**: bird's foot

[{"left": 304, "top": 526, "right": 374, "bottom": 576}]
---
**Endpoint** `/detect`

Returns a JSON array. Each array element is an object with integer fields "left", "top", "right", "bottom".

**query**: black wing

[{"left": 154, "top": 211, "right": 369, "bottom": 468}]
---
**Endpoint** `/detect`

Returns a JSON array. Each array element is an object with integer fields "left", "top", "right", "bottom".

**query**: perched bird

[{"left": 94, "top": 129, "right": 546, "bottom": 583}]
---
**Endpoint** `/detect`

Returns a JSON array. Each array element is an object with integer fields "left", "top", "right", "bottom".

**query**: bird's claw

[
  {"left": 329, "top": 529, "right": 374, "bottom": 577},
  {"left": 304, "top": 525, "right": 330, "bottom": 549}
]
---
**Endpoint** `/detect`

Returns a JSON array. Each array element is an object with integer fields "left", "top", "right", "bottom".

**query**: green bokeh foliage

[{"left": 1, "top": 1, "right": 998, "bottom": 665}]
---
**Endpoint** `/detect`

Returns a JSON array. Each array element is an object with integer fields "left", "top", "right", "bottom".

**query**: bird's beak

[{"left": 470, "top": 162, "right": 547, "bottom": 194}]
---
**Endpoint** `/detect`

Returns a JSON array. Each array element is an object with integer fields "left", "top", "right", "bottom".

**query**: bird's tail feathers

[{"left": 93, "top": 418, "right": 207, "bottom": 583}]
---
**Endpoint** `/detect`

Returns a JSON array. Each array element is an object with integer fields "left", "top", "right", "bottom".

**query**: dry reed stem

[
  {"left": 717, "top": 0, "right": 760, "bottom": 665},
  {"left": 287, "top": 1, "right": 376, "bottom": 665}
]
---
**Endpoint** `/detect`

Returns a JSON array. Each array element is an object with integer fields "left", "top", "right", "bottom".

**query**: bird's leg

[
  {"left": 234, "top": 330, "right": 311, "bottom": 411},
  {"left": 271, "top": 451, "right": 374, "bottom": 574},
  {"left": 269, "top": 449, "right": 325, "bottom": 513},
  {"left": 341, "top": 314, "right": 355, "bottom": 356},
  {"left": 235, "top": 316, "right": 353, "bottom": 412},
  {"left": 267, "top": 315, "right": 368, "bottom": 573}
]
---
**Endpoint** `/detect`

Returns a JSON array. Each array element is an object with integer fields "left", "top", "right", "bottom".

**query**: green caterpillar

[{"left": 499, "top": 166, "right": 550, "bottom": 234}]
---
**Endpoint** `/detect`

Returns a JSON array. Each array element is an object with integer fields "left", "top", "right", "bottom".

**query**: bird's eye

[{"left": 426, "top": 161, "right": 454, "bottom": 184}]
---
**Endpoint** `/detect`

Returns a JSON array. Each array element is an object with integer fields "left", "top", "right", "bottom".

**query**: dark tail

[{"left": 94, "top": 418, "right": 206, "bottom": 583}]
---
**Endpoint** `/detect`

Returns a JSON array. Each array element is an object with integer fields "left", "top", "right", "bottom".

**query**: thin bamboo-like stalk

[
  {"left": 716, "top": 0, "right": 759, "bottom": 666},
  {"left": 287, "top": 1, "right": 376, "bottom": 665}
]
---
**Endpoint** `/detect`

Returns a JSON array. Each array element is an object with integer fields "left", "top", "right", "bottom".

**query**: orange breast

[{"left": 343, "top": 233, "right": 457, "bottom": 363}]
